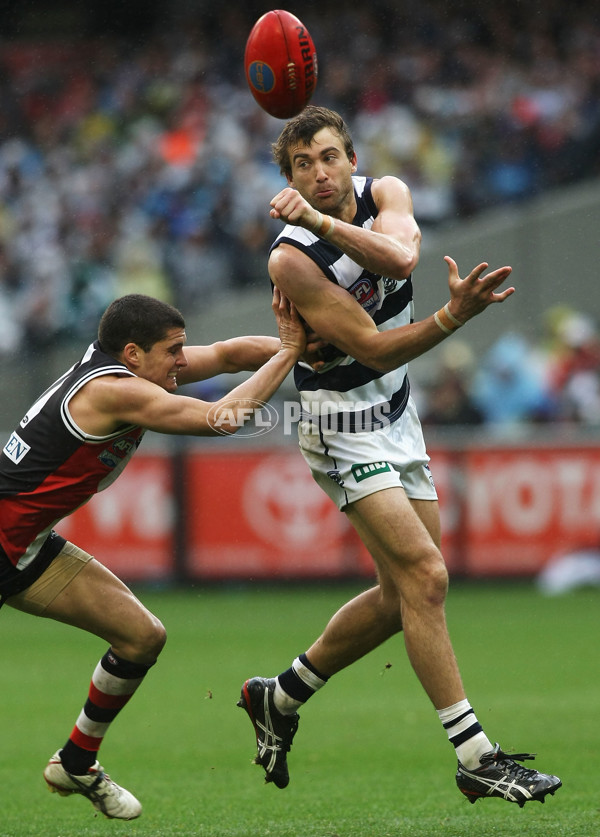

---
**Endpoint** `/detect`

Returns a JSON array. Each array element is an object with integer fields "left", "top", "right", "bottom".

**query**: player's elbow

[
  {"left": 394, "top": 231, "right": 421, "bottom": 279},
  {"left": 397, "top": 244, "right": 420, "bottom": 279},
  {"left": 405, "top": 251, "right": 420, "bottom": 277}
]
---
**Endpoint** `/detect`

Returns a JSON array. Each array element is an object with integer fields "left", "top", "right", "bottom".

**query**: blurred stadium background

[{"left": 2, "top": 0, "right": 600, "bottom": 588}]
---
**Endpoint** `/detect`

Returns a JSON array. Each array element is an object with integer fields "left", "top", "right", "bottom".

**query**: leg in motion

[
  {"left": 237, "top": 577, "right": 405, "bottom": 787},
  {"left": 10, "top": 552, "right": 166, "bottom": 819},
  {"left": 349, "top": 492, "right": 561, "bottom": 805},
  {"left": 239, "top": 488, "right": 561, "bottom": 803},
  {"left": 43, "top": 650, "right": 156, "bottom": 820}
]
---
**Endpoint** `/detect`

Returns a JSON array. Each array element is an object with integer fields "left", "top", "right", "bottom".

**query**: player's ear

[
  {"left": 350, "top": 152, "right": 358, "bottom": 172},
  {"left": 121, "top": 342, "right": 142, "bottom": 368}
]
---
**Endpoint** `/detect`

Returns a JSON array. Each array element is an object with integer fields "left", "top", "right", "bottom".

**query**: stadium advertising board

[
  {"left": 461, "top": 446, "right": 600, "bottom": 575},
  {"left": 55, "top": 453, "right": 174, "bottom": 580},
  {"left": 56, "top": 445, "right": 600, "bottom": 581},
  {"left": 185, "top": 450, "right": 362, "bottom": 578}
]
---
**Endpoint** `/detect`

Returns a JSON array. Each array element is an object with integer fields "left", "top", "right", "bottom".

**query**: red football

[{"left": 244, "top": 10, "right": 318, "bottom": 119}]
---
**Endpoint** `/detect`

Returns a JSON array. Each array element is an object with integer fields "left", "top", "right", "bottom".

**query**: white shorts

[{"left": 298, "top": 395, "right": 437, "bottom": 510}]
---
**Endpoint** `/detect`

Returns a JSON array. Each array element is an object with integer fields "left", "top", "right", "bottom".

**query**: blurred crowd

[
  {"left": 419, "top": 306, "right": 600, "bottom": 430},
  {"left": 0, "top": 0, "right": 599, "bottom": 425}
]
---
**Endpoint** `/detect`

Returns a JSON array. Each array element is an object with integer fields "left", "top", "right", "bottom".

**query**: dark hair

[
  {"left": 272, "top": 105, "right": 355, "bottom": 177},
  {"left": 98, "top": 294, "right": 185, "bottom": 356}
]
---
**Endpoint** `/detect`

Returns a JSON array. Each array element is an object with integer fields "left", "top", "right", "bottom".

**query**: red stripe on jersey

[{"left": 0, "top": 429, "right": 143, "bottom": 566}]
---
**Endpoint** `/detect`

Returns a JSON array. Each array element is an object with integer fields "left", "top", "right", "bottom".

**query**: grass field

[{"left": 0, "top": 581, "right": 598, "bottom": 837}]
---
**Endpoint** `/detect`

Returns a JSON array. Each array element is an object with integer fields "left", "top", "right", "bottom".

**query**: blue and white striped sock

[{"left": 274, "top": 654, "right": 328, "bottom": 715}]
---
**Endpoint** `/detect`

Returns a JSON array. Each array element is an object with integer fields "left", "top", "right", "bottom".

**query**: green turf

[{"left": 0, "top": 581, "right": 598, "bottom": 837}]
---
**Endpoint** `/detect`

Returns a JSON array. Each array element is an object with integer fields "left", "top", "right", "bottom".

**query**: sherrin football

[{"left": 244, "top": 10, "right": 318, "bottom": 119}]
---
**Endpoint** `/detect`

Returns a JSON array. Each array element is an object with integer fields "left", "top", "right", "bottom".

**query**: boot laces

[{"left": 481, "top": 746, "right": 539, "bottom": 780}]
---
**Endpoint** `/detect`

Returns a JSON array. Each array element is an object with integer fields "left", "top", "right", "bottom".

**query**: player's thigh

[
  {"left": 347, "top": 491, "right": 448, "bottom": 614},
  {"left": 410, "top": 497, "right": 442, "bottom": 550},
  {"left": 7, "top": 541, "right": 92, "bottom": 617},
  {"left": 28, "top": 556, "right": 163, "bottom": 655},
  {"left": 346, "top": 487, "right": 440, "bottom": 572}
]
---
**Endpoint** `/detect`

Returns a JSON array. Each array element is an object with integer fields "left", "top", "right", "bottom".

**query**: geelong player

[
  {"left": 238, "top": 106, "right": 561, "bottom": 807},
  {"left": 0, "top": 291, "right": 305, "bottom": 819}
]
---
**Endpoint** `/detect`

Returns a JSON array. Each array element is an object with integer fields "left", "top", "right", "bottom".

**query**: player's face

[
  {"left": 286, "top": 127, "right": 357, "bottom": 217},
  {"left": 137, "top": 328, "right": 188, "bottom": 392}
]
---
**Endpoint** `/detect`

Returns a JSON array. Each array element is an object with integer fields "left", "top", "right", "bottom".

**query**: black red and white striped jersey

[{"left": 0, "top": 340, "right": 144, "bottom": 595}]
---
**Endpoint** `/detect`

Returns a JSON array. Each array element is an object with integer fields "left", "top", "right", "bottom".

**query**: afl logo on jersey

[
  {"left": 98, "top": 436, "right": 138, "bottom": 469},
  {"left": 349, "top": 277, "right": 380, "bottom": 313}
]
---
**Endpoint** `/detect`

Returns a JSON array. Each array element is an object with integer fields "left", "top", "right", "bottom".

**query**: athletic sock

[
  {"left": 274, "top": 653, "right": 328, "bottom": 715},
  {"left": 438, "top": 699, "right": 493, "bottom": 770},
  {"left": 60, "top": 648, "right": 153, "bottom": 775}
]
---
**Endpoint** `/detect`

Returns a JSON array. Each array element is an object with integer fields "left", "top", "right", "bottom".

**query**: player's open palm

[{"left": 444, "top": 256, "right": 515, "bottom": 324}]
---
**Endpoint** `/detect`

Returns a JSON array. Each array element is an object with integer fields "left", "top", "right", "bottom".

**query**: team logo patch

[
  {"left": 351, "top": 461, "right": 391, "bottom": 482},
  {"left": 3, "top": 431, "right": 30, "bottom": 464},
  {"left": 327, "top": 469, "right": 344, "bottom": 486}
]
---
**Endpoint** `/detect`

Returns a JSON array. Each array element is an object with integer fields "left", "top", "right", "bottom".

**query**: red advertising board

[
  {"left": 50, "top": 443, "right": 600, "bottom": 582},
  {"left": 55, "top": 452, "right": 174, "bottom": 580},
  {"left": 185, "top": 449, "right": 368, "bottom": 579},
  {"left": 463, "top": 446, "right": 600, "bottom": 575},
  {"left": 185, "top": 446, "right": 462, "bottom": 580}
]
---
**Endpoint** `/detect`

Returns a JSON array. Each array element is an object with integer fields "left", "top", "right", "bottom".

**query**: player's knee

[
  {"left": 398, "top": 544, "right": 448, "bottom": 606},
  {"left": 419, "top": 552, "right": 449, "bottom": 605},
  {"left": 136, "top": 613, "right": 167, "bottom": 662}
]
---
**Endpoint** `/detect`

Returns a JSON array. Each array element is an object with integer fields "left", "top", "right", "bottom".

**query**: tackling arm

[
  {"left": 71, "top": 292, "right": 306, "bottom": 438},
  {"left": 87, "top": 343, "right": 298, "bottom": 437},
  {"left": 177, "top": 336, "right": 281, "bottom": 385}
]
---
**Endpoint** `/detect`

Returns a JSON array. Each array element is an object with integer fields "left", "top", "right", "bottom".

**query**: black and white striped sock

[{"left": 438, "top": 699, "right": 493, "bottom": 769}]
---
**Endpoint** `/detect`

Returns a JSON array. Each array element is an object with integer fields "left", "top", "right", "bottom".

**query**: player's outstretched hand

[
  {"left": 444, "top": 256, "right": 515, "bottom": 324},
  {"left": 272, "top": 286, "right": 307, "bottom": 358}
]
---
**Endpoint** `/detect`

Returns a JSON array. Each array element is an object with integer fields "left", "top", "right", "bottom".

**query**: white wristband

[
  {"left": 312, "top": 211, "right": 335, "bottom": 239},
  {"left": 434, "top": 303, "right": 464, "bottom": 335},
  {"left": 434, "top": 311, "right": 453, "bottom": 335},
  {"left": 443, "top": 303, "right": 464, "bottom": 328}
]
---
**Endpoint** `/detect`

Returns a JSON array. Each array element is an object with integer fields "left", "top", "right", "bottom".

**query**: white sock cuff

[
  {"left": 437, "top": 699, "right": 472, "bottom": 725},
  {"left": 92, "top": 661, "right": 144, "bottom": 696},
  {"left": 292, "top": 656, "right": 326, "bottom": 692}
]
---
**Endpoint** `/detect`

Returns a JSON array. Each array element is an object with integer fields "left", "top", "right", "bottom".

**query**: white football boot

[{"left": 43, "top": 750, "right": 142, "bottom": 819}]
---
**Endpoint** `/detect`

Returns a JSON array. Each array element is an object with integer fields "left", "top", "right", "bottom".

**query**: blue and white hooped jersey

[{"left": 270, "top": 176, "right": 413, "bottom": 433}]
